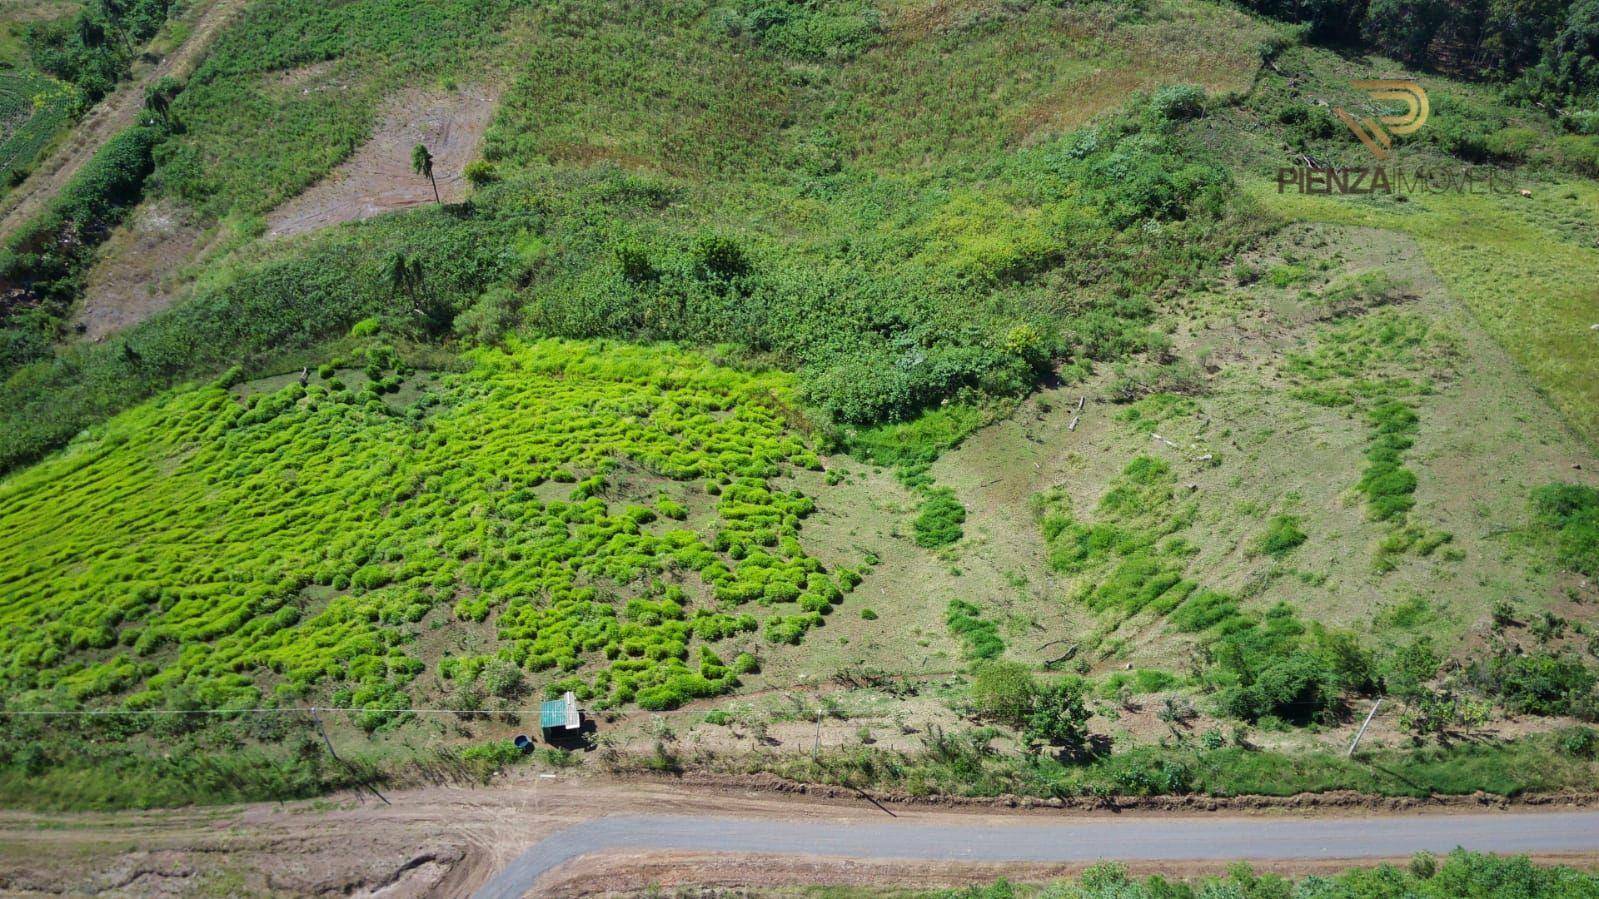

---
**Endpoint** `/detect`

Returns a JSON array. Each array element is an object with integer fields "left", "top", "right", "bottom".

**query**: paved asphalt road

[{"left": 473, "top": 809, "right": 1599, "bottom": 897}]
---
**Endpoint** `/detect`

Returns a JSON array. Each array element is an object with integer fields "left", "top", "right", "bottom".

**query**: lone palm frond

[{"left": 411, "top": 144, "right": 439, "bottom": 204}]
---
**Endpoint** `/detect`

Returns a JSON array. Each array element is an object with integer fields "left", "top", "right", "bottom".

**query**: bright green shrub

[
  {"left": 946, "top": 600, "right": 1004, "bottom": 661},
  {"left": 1257, "top": 515, "right": 1308, "bottom": 557},
  {"left": 1532, "top": 483, "right": 1599, "bottom": 576},
  {"left": 970, "top": 661, "right": 1037, "bottom": 728},
  {"left": 914, "top": 488, "right": 966, "bottom": 548}
]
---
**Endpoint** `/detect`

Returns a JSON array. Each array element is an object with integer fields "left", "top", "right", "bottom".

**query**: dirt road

[
  {"left": 2, "top": 777, "right": 1598, "bottom": 896},
  {"left": 0, "top": 0, "right": 248, "bottom": 243},
  {"left": 482, "top": 807, "right": 1599, "bottom": 897}
]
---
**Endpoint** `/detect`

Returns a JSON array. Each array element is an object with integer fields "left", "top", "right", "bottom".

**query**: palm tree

[
  {"left": 95, "top": 0, "right": 133, "bottom": 55},
  {"left": 385, "top": 251, "right": 414, "bottom": 299},
  {"left": 384, "top": 251, "right": 448, "bottom": 333},
  {"left": 411, "top": 144, "right": 439, "bottom": 204}
]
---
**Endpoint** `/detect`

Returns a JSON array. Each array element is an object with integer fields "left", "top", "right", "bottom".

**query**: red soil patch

[{"left": 264, "top": 87, "right": 498, "bottom": 240}]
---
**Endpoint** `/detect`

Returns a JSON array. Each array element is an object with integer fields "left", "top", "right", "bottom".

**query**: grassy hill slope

[{"left": 0, "top": 0, "right": 1597, "bottom": 808}]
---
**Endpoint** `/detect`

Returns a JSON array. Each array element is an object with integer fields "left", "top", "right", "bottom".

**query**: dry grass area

[
  {"left": 1251, "top": 178, "right": 1599, "bottom": 449},
  {"left": 264, "top": 87, "right": 499, "bottom": 240},
  {"left": 1165, "top": 224, "right": 1597, "bottom": 642},
  {"left": 1009, "top": 0, "right": 1276, "bottom": 140},
  {"left": 73, "top": 200, "right": 205, "bottom": 340}
]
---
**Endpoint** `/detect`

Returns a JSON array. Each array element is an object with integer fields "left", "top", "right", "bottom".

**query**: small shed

[{"left": 539, "top": 690, "right": 582, "bottom": 737}]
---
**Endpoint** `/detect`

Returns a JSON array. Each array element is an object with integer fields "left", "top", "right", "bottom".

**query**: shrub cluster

[
  {"left": 0, "top": 123, "right": 164, "bottom": 374},
  {"left": 946, "top": 600, "right": 1004, "bottom": 661},
  {"left": 24, "top": 0, "right": 175, "bottom": 106}
]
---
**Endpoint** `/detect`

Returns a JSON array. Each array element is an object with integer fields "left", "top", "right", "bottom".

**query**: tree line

[{"left": 1241, "top": 0, "right": 1599, "bottom": 125}]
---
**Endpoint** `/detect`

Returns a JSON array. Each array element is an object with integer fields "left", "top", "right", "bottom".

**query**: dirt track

[
  {"left": 0, "top": 0, "right": 248, "bottom": 243},
  {"left": 1, "top": 776, "right": 1597, "bottom": 897}
]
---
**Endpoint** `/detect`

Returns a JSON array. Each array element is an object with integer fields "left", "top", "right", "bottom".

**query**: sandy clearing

[
  {"left": 264, "top": 87, "right": 498, "bottom": 240},
  {"left": 72, "top": 199, "right": 203, "bottom": 340}
]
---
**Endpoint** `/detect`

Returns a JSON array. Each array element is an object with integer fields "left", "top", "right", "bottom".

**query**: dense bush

[
  {"left": 1023, "top": 678, "right": 1092, "bottom": 756},
  {"left": 1521, "top": 1, "right": 1599, "bottom": 109},
  {"left": 1235, "top": 0, "right": 1367, "bottom": 40},
  {"left": 1240, "top": 0, "right": 1599, "bottom": 114},
  {"left": 25, "top": 0, "right": 175, "bottom": 106},
  {"left": 1470, "top": 651, "right": 1598, "bottom": 717},
  {"left": 969, "top": 662, "right": 1037, "bottom": 728},
  {"left": 1217, "top": 650, "right": 1344, "bottom": 724}
]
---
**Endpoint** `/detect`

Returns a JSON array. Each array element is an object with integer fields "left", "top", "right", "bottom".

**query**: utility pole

[
  {"left": 1347, "top": 698, "right": 1383, "bottom": 758},
  {"left": 309, "top": 706, "right": 390, "bottom": 805}
]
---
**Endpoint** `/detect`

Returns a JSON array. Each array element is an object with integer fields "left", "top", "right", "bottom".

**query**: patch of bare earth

[
  {"left": 72, "top": 199, "right": 202, "bottom": 340},
  {"left": 264, "top": 87, "right": 499, "bottom": 240}
]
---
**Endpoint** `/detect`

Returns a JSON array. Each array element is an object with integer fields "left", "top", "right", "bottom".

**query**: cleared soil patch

[
  {"left": 73, "top": 199, "right": 202, "bottom": 340},
  {"left": 264, "top": 87, "right": 497, "bottom": 240}
]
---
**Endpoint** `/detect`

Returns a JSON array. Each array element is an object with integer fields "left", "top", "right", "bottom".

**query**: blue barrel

[{"left": 513, "top": 734, "right": 534, "bottom": 753}]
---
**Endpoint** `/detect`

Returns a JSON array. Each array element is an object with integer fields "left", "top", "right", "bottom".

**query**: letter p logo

[{"left": 1334, "top": 80, "right": 1429, "bottom": 161}]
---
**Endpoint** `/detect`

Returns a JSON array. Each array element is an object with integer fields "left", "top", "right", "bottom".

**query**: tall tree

[
  {"left": 96, "top": 0, "right": 133, "bottom": 55},
  {"left": 411, "top": 144, "right": 439, "bottom": 204}
]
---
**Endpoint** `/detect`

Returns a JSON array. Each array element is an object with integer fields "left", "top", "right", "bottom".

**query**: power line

[{"left": 0, "top": 705, "right": 547, "bottom": 718}]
